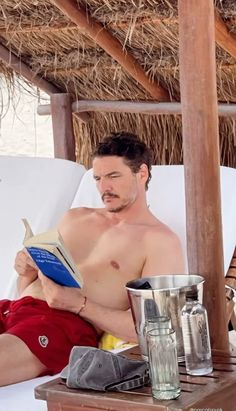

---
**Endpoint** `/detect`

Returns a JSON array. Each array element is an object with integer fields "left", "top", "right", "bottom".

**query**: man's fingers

[
  {"left": 23, "top": 249, "right": 37, "bottom": 268},
  {"left": 14, "top": 249, "right": 38, "bottom": 275}
]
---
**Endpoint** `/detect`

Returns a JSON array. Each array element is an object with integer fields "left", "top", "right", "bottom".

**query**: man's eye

[{"left": 94, "top": 177, "right": 100, "bottom": 181}]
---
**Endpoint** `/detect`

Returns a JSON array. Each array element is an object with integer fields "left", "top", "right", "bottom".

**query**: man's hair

[{"left": 93, "top": 131, "right": 152, "bottom": 189}]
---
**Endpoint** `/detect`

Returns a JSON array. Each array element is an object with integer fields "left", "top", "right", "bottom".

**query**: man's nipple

[{"left": 110, "top": 260, "right": 120, "bottom": 270}]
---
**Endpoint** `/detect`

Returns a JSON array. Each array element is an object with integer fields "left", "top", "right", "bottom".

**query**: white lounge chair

[
  {"left": 0, "top": 156, "right": 85, "bottom": 411},
  {"left": 0, "top": 157, "right": 235, "bottom": 410}
]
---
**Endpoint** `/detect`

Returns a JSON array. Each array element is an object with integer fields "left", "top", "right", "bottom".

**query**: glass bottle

[{"left": 181, "top": 290, "right": 213, "bottom": 375}]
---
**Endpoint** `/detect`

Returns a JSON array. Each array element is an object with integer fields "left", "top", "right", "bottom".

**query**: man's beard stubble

[
  {"left": 108, "top": 204, "right": 128, "bottom": 213},
  {"left": 101, "top": 192, "right": 135, "bottom": 213}
]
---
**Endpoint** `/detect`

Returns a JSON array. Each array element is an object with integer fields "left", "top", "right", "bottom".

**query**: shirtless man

[{"left": 0, "top": 132, "right": 184, "bottom": 386}]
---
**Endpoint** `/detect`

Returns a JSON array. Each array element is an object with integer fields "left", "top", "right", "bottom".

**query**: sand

[{"left": 0, "top": 82, "right": 54, "bottom": 157}]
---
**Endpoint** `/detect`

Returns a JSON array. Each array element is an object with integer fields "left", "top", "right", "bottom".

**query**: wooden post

[
  {"left": 50, "top": 93, "right": 76, "bottom": 161},
  {"left": 178, "top": 0, "right": 228, "bottom": 350}
]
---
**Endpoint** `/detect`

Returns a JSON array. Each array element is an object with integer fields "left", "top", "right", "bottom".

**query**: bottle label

[
  {"left": 198, "top": 318, "right": 210, "bottom": 353},
  {"left": 182, "top": 314, "right": 210, "bottom": 356}
]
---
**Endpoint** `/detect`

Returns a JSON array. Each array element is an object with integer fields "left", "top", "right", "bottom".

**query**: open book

[{"left": 22, "top": 219, "right": 83, "bottom": 288}]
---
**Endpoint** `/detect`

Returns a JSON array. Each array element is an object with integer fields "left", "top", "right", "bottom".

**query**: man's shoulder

[
  {"left": 143, "top": 218, "right": 181, "bottom": 247},
  {"left": 141, "top": 219, "right": 185, "bottom": 274},
  {"left": 145, "top": 216, "right": 177, "bottom": 236},
  {"left": 61, "top": 206, "right": 105, "bottom": 222}
]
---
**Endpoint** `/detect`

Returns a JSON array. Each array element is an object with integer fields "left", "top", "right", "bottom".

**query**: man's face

[{"left": 92, "top": 156, "right": 141, "bottom": 213}]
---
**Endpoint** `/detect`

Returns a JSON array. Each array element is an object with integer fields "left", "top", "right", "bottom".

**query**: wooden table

[{"left": 35, "top": 346, "right": 236, "bottom": 411}]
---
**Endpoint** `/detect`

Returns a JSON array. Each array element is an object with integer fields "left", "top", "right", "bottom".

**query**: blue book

[{"left": 22, "top": 219, "right": 83, "bottom": 288}]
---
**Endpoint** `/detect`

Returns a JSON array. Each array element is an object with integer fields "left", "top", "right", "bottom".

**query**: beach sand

[{"left": 0, "top": 82, "right": 54, "bottom": 157}]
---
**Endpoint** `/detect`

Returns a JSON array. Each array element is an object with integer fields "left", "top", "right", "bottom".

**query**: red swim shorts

[{"left": 0, "top": 296, "right": 98, "bottom": 375}]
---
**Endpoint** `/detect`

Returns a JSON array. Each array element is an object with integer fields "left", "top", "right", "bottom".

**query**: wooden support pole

[
  {"left": 51, "top": 0, "right": 170, "bottom": 101},
  {"left": 51, "top": 93, "right": 76, "bottom": 161},
  {"left": 38, "top": 99, "right": 236, "bottom": 117},
  {"left": 178, "top": 0, "right": 228, "bottom": 350}
]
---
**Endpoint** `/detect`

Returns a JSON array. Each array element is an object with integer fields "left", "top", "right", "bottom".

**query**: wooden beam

[
  {"left": 51, "top": 93, "right": 76, "bottom": 161},
  {"left": 38, "top": 100, "right": 236, "bottom": 117},
  {"left": 0, "top": 42, "right": 90, "bottom": 123},
  {"left": 178, "top": 0, "right": 228, "bottom": 351},
  {"left": 215, "top": 10, "right": 236, "bottom": 59},
  {"left": 38, "top": 101, "right": 181, "bottom": 115},
  {"left": 50, "top": 0, "right": 170, "bottom": 101}
]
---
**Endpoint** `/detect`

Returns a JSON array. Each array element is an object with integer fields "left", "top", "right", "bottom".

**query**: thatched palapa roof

[{"left": 0, "top": 0, "right": 236, "bottom": 167}]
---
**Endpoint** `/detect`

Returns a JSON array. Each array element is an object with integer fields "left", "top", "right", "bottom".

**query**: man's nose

[{"left": 98, "top": 177, "right": 112, "bottom": 192}]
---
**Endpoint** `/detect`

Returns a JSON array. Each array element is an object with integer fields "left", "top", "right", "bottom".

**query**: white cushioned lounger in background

[{"left": 0, "top": 160, "right": 235, "bottom": 410}]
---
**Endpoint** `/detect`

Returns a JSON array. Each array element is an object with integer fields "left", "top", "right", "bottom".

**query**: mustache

[{"left": 101, "top": 192, "right": 119, "bottom": 201}]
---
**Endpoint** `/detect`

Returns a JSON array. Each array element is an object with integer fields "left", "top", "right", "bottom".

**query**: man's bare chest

[
  {"left": 77, "top": 222, "right": 143, "bottom": 254},
  {"left": 72, "top": 225, "right": 146, "bottom": 285},
  {"left": 82, "top": 244, "right": 142, "bottom": 277}
]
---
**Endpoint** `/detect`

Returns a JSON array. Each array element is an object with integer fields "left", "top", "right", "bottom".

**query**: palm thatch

[{"left": 0, "top": 0, "right": 236, "bottom": 167}]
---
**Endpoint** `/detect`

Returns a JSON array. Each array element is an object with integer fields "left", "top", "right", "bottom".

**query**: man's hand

[
  {"left": 14, "top": 249, "right": 38, "bottom": 279},
  {"left": 15, "top": 249, "right": 39, "bottom": 295},
  {"left": 38, "top": 271, "right": 84, "bottom": 314}
]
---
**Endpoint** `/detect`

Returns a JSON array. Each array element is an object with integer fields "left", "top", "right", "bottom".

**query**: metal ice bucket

[{"left": 126, "top": 275, "right": 204, "bottom": 362}]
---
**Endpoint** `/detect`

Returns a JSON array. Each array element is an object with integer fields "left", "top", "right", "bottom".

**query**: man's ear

[{"left": 139, "top": 164, "right": 149, "bottom": 185}]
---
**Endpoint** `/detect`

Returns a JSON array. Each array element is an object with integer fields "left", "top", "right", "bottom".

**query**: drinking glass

[
  {"left": 144, "top": 316, "right": 171, "bottom": 337},
  {"left": 147, "top": 328, "right": 181, "bottom": 400}
]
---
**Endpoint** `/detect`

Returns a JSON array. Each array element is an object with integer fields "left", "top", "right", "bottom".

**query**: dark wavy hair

[{"left": 92, "top": 131, "right": 152, "bottom": 190}]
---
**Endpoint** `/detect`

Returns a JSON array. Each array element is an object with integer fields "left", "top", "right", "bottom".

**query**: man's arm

[
  {"left": 15, "top": 250, "right": 38, "bottom": 295},
  {"left": 38, "top": 272, "right": 137, "bottom": 342},
  {"left": 80, "top": 300, "right": 137, "bottom": 342}
]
